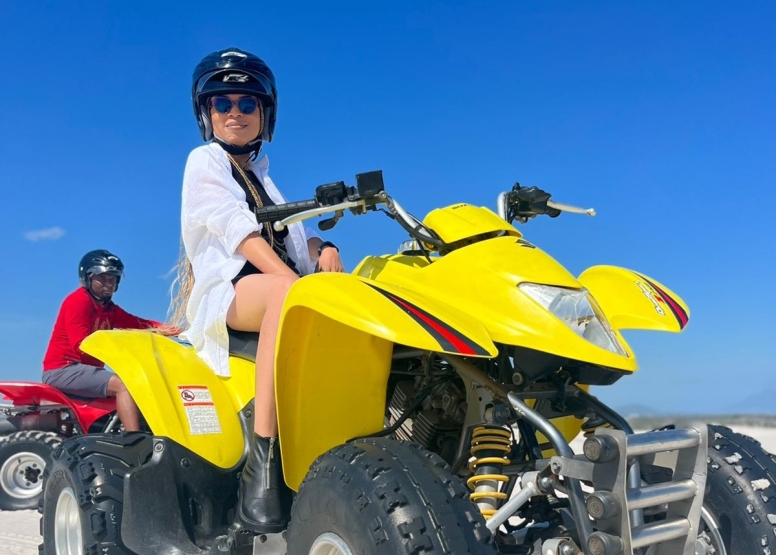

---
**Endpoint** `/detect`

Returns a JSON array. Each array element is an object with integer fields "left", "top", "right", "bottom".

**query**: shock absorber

[
  {"left": 582, "top": 414, "right": 614, "bottom": 438},
  {"left": 466, "top": 425, "right": 511, "bottom": 518}
]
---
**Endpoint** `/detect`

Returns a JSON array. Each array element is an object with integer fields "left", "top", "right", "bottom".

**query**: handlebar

[
  {"left": 272, "top": 199, "right": 373, "bottom": 231},
  {"left": 254, "top": 199, "right": 319, "bottom": 224},
  {"left": 254, "top": 172, "right": 593, "bottom": 255},
  {"left": 497, "top": 185, "right": 596, "bottom": 224},
  {"left": 265, "top": 169, "right": 445, "bottom": 250},
  {"left": 271, "top": 193, "right": 445, "bottom": 249}
]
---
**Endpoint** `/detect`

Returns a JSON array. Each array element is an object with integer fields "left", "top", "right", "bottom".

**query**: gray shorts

[{"left": 42, "top": 363, "right": 113, "bottom": 398}]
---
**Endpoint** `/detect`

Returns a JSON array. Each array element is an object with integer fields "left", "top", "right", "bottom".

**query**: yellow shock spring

[{"left": 466, "top": 425, "right": 511, "bottom": 518}]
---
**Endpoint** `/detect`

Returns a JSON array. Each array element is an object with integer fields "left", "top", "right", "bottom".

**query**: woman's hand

[{"left": 317, "top": 247, "right": 345, "bottom": 273}]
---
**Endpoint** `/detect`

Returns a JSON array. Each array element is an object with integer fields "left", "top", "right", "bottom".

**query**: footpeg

[
  {"left": 213, "top": 525, "right": 286, "bottom": 554},
  {"left": 253, "top": 531, "right": 287, "bottom": 555},
  {"left": 213, "top": 526, "right": 254, "bottom": 554}
]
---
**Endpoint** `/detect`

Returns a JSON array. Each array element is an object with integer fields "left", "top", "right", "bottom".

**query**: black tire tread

[
  {"left": 38, "top": 433, "right": 153, "bottom": 555},
  {"left": 289, "top": 438, "right": 495, "bottom": 555},
  {"left": 705, "top": 424, "right": 776, "bottom": 555},
  {"left": 1, "top": 430, "right": 63, "bottom": 449}
]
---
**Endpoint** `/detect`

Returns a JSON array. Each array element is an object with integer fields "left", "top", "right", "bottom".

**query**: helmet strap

[{"left": 213, "top": 136, "right": 263, "bottom": 157}]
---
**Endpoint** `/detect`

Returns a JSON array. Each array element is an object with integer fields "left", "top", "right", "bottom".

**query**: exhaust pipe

[{"left": 0, "top": 413, "right": 62, "bottom": 434}]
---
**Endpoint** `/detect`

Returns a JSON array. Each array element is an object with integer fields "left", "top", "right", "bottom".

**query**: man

[{"left": 42, "top": 249, "right": 164, "bottom": 432}]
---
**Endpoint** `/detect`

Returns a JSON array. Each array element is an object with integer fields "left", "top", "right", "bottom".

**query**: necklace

[{"left": 226, "top": 152, "right": 276, "bottom": 248}]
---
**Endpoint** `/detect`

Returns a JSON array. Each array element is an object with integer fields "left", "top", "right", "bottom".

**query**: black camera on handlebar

[
  {"left": 508, "top": 183, "right": 561, "bottom": 222},
  {"left": 355, "top": 170, "right": 385, "bottom": 199},
  {"left": 314, "top": 170, "right": 385, "bottom": 208}
]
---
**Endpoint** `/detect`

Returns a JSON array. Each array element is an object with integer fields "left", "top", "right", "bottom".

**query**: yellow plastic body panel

[
  {"left": 275, "top": 308, "right": 393, "bottom": 490},
  {"left": 578, "top": 266, "right": 690, "bottom": 332},
  {"left": 81, "top": 331, "right": 250, "bottom": 469},
  {"left": 278, "top": 273, "right": 497, "bottom": 357},
  {"left": 357, "top": 236, "right": 638, "bottom": 372},
  {"left": 274, "top": 273, "right": 499, "bottom": 489},
  {"left": 423, "top": 204, "right": 520, "bottom": 244},
  {"left": 223, "top": 357, "right": 257, "bottom": 415}
]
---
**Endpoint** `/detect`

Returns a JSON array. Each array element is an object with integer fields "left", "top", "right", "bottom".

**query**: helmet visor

[
  {"left": 196, "top": 70, "right": 274, "bottom": 101},
  {"left": 86, "top": 266, "right": 123, "bottom": 279}
]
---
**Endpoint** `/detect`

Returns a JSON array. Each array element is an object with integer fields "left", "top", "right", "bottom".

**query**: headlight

[{"left": 519, "top": 283, "right": 627, "bottom": 356}]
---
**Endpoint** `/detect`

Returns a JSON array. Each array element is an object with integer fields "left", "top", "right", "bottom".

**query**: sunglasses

[{"left": 210, "top": 96, "right": 260, "bottom": 115}]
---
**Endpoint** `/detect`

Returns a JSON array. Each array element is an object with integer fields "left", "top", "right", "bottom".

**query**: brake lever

[
  {"left": 546, "top": 200, "right": 596, "bottom": 217},
  {"left": 318, "top": 218, "right": 337, "bottom": 231}
]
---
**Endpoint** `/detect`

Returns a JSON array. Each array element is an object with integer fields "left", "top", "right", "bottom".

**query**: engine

[{"left": 387, "top": 379, "right": 466, "bottom": 463}]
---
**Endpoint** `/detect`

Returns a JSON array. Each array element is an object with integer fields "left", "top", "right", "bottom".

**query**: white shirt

[{"left": 180, "top": 143, "right": 319, "bottom": 376}]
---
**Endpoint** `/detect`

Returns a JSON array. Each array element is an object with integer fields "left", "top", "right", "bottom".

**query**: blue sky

[{"left": 1, "top": 1, "right": 774, "bottom": 414}]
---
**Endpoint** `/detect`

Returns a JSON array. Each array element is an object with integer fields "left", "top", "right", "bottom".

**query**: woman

[{"left": 171, "top": 47, "right": 344, "bottom": 534}]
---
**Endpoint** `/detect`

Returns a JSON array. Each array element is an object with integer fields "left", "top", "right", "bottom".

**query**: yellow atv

[{"left": 39, "top": 172, "right": 775, "bottom": 555}]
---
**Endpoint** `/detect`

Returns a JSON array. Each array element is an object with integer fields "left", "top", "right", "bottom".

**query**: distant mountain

[
  {"left": 611, "top": 390, "right": 776, "bottom": 419},
  {"left": 722, "top": 390, "right": 776, "bottom": 415},
  {"left": 615, "top": 404, "right": 662, "bottom": 417}
]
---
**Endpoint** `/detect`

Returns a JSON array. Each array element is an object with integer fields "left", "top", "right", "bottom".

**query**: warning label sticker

[{"left": 177, "top": 385, "right": 221, "bottom": 435}]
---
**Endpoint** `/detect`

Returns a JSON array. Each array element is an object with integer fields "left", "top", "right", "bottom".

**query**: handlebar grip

[{"left": 253, "top": 199, "right": 318, "bottom": 224}]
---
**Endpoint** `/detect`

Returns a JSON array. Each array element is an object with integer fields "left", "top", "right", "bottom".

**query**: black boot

[{"left": 233, "top": 433, "right": 286, "bottom": 534}]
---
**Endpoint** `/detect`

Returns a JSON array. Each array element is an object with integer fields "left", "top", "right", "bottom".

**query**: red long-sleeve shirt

[{"left": 43, "top": 287, "right": 161, "bottom": 371}]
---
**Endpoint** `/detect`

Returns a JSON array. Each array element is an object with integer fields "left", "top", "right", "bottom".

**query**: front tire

[
  {"left": 287, "top": 438, "right": 496, "bottom": 555},
  {"left": 39, "top": 433, "right": 153, "bottom": 555},
  {"left": 0, "top": 430, "right": 62, "bottom": 510},
  {"left": 698, "top": 425, "right": 776, "bottom": 555}
]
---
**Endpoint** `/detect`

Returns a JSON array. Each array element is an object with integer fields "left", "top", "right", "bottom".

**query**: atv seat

[
  {"left": 0, "top": 382, "right": 115, "bottom": 410},
  {"left": 0, "top": 381, "right": 116, "bottom": 434},
  {"left": 228, "top": 328, "right": 259, "bottom": 362}
]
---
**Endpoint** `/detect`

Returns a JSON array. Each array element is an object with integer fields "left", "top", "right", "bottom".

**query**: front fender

[
  {"left": 81, "top": 331, "right": 249, "bottom": 469},
  {"left": 275, "top": 273, "right": 497, "bottom": 490},
  {"left": 284, "top": 273, "right": 497, "bottom": 357},
  {"left": 578, "top": 266, "right": 690, "bottom": 332}
]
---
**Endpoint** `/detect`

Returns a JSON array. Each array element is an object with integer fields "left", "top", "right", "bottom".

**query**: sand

[
  {"left": 5, "top": 425, "right": 776, "bottom": 555},
  {"left": 0, "top": 511, "right": 39, "bottom": 555}
]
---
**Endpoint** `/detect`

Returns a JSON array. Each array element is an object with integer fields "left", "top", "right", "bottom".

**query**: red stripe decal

[
  {"left": 655, "top": 288, "right": 688, "bottom": 327},
  {"left": 641, "top": 277, "right": 689, "bottom": 329},
  {"left": 389, "top": 296, "right": 477, "bottom": 355}
]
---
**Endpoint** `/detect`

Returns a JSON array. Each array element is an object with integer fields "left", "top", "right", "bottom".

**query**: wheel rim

[
  {"left": 697, "top": 505, "right": 727, "bottom": 555},
  {"left": 309, "top": 532, "right": 355, "bottom": 555},
  {"left": 54, "top": 487, "right": 82, "bottom": 555},
  {"left": 0, "top": 450, "right": 46, "bottom": 499}
]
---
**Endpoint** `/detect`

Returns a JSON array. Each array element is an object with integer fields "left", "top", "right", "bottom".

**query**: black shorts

[{"left": 231, "top": 274, "right": 254, "bottom": 286}]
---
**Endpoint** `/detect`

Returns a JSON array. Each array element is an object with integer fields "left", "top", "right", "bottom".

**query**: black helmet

[
  {"left": 192, "top": 47, "right": 278, "bottom": 155},
  {"left": 78, "top": 250, "right": 124, "bottom": 291}
]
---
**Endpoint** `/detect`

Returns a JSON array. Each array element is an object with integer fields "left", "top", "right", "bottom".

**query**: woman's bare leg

[{"left": 227, "top": 273, "right": 297, "bottom": 437}]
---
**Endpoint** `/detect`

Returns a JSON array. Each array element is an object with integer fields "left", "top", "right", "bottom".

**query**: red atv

[{"left": 0, "top": 381, "right": 117, "bottom": 510}]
